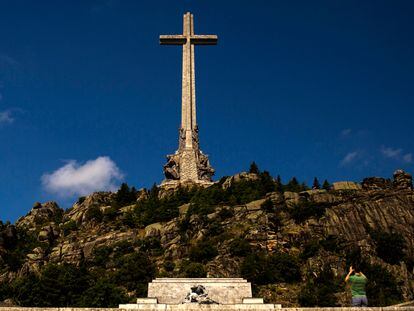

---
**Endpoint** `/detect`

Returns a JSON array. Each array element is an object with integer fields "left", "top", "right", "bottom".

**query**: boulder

[
  {"left": 393, "top": 170, "right": 413, "bottom": 190},
  {"left": 246, "top": 198, "right": 266, "bottom": 211},
  {"left": 222, "top": 172, "right": 259, "bottom": 189},
  {"left": 265, "top": 192, "right": 284, "bottom": 205},
  {"left": 16, "top": 202, "right": 63, "bottom": 229},
  {"left": 332, "top": 181, "right": 361, "bottom": 191},
  {"left": 65, "top": 192, "right": 114, "bottom": 224},
  {"left": 283, "top": 192, "right": 300, "bottom": 207},
  {"left": 26, "top": 247, "right": 44, "bottom": 261},
  {"left": 179, "top": 203, "right": 190, "bottom": 215},
  {"left": 145, "top": 222, "right": 163, "bottom": 238},
  {"left": 37, "top": 224, "right": 60, "bottom": 242},
  {"left": 362, "top": 177, "right": 392, "bottom": 190}
]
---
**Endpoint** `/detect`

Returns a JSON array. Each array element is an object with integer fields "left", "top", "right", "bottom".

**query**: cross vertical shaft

[{"left": 182, "top": 12, "right": 195, "bottom": 148}]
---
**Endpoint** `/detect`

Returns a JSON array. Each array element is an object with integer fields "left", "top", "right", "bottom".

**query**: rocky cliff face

[{"left": 0, "top": 170, "right": 413, "bottom": 307}]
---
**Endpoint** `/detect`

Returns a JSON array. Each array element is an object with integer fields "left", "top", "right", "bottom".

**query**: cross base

[{"left": 162, "top": 147, "right": 215, "bottom": 187}]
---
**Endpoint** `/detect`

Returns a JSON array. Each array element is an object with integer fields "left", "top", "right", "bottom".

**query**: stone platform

[
  {"left": 149, "top": 278, "right": 252, "bottom": 304},
  {"left": 119, "top": 278, "right": 281, "bottom": 310}
]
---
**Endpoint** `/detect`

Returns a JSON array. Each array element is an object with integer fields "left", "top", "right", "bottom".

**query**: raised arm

[{"left": 345, "top": 266, "right": 354, "bottom": 282}]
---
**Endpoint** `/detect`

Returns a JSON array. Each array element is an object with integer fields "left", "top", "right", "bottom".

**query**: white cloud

[
  {"left": 42, "top": 156, "right": 124, "bottom": 197},
  {"left": 340, "top": 128, "right": 352, "bottom": 137},
  {"left": 380, "top": 146, "right": 402, "bottom": 159},
  {"left": 0, "top": 54, "right": 19, "bottom": 67},
  {"left": 91, "top": 0, "right": 118, "bottom": 13},
  {"left": 0, "top": 110, "right": 14, "bottom": 125},
  {"left": 380, "top": 146, "right": 412, "bottom": 163},
  {"left": 340, "top": 151, "right": 359, "bottom": 166},
  {"left": 403, "top": 153, "right": 412, "bottom": 163}
]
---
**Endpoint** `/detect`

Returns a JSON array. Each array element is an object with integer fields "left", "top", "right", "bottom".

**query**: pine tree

[
  {"left": 301, "top": 182, "right": 309, "bottom": 191},
  {"left": 312, "top": 177, "right": 320, "bottom": 190},
  {"left": 276, "top": 175, "right": 283, "bottom": 192},
  {"left": 249, "top": 162, "right": 260, "bottom": 174},
  {"left": 322, "top": 179, "right": 331, "bottom": 190},
  {"left": 285, "top": 177, "right": 301, "bottom": 192},
  {"left": 114, "top": 183, "right": 137, "bottom": 207},
  {"left": 149, "top": 183, "right": 159, "bottom": 199}
]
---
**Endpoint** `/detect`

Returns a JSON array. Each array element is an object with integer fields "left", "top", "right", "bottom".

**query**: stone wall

[
  {"left": 147, "top": 278, "right": 252, "bottom": 304},
  {"left": 1, "top": 307, "right": 414, "bottom": 311}
]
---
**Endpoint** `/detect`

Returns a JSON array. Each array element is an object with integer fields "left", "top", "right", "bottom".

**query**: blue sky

[{"left": 0, "top": 0, "right": 413, "bottom": 222}]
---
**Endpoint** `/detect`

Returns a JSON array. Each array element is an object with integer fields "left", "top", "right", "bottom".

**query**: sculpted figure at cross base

[
  {"left": 163, "top": 154, "right": 180, "bottom": 180},
  {"left": 160, "top": 12, "right": 216, "bottom": 185},
  {"left": 198, "top": 152, "right": 215, "bottom": 181},
  {"left": 183, "top": 285, "right": 218, "bottom": 304}
]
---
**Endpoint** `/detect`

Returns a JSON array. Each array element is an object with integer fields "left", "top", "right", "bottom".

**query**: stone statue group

[{"left": 183, "top": 285, "right": 218, "bottom": 304}]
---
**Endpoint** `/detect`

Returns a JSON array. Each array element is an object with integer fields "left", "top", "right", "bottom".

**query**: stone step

[
  {"left": 137, "top": 298, "right": 158, "bottom": 304},
  {"left": 120, "top": 304, "right": 281, "bottom": 310},
  {"left": 152, "top": 278, "right": 247, "bottom": 283},
  {"left": 243, "top": 298, "right": 264, "bottom": 304}
]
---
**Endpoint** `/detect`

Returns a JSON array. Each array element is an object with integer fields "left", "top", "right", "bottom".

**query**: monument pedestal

[{"left": 119, "top": 278, "right": 281, "bottom": 310}]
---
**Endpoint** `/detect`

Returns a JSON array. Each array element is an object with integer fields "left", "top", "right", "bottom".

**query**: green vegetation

[
  {"left": 229, "top": 237, "right": 251, "bottom": 257},
  {"left": 180, "top": 262, "right": 206, "bottom": 278},
  {"left": 322, "top": 179, "right": 331, "bottom": 190},
  {"left": 283, "top": 177, "right": 308, "bottom": 192},
  {"left": 163, "top": 260, "right": 175, "bottom": 272},
  {"left": 312, "top": 177, "right": 320, "bottom": 189},
  {"left": 217, "top": 207, "right": 234, "bottom": 220},
  {"left": 85, "top": 206, "right": 103, "bottom": 222},
  {"left": 76, "top": 196, "right": 86, "bottom": 204},
  {"left": 370, "top": 229, "right": 406, "bottom": 265},
  {"left": 91, "top": 245, "right": 113, "bottom": 267},
  {"left": 260, "top": 199, "right": 274, "bottom": 213},
  {"left": 109, "top": 166, "right": 316, "bottom": 229},
  {"left": 123, "top": 185, "right": 191, "bottom": 228},
  {"left": 0, "top": 226, "right": 42, "bottom": 272},
  {"left": 0, "top": 243, "right": 155, "bottom": 307},
  {"left": 188, "top": 171, "right": 276, "bottom": 214},
  {"left": 300, "top": 239, "right": 320, "bottom": 260},
  {"left": 249, "top": 161, "right": 260, "bottom": 174},
  {"left": 113, "top": 183, "right": 138, "bottom": 207},
  {"left": 300, "top": 235, "right": 345, "bottom": 261},
  {"left": 5, "top": 263, "right": 128, "bottom": 307},
  {"left": 76, "top": 278, "right": 128, "bottom": 307},
  {"left": 90, "top": 242, "right": 156, "bottom": 297},
  {"left": 298, "top": 266, "right": 341, "bottom": 307},
  {"left": 320, "top": 234, "right": 345, "bottom": 253},
  {"left": 189, "top": 239, "right": 218, "bottom": 263},
  {"left": 61, "top": 220, "right": 78, "bottom": 236},
  {"left": 114, "top": 252, "right": 155, "bottom": 296},
  {"left": 363, "top": 262, "right": 403, "bottom": 306},
  {"left": 241, "top": 251, "right": 301, "bottom": 285},
  {"left": 290, "top": 201, "right": 331, "bottom": 223}
]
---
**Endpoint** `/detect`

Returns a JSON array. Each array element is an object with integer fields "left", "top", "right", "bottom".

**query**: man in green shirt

[{"left": 345, "top": 265, "right": 368, "bottom": 307}]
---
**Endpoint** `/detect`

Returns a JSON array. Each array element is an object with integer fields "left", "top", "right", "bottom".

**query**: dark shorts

[{"left": 352, "top": 296, "right": 368, "bottom": 307}]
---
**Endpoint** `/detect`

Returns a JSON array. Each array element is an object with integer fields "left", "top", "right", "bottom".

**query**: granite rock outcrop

[{"left": 0, "top": 169, "right": 413, "bottom": 307}]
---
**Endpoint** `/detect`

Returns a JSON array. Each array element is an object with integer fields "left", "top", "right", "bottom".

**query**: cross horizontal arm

[
  {"left": 190, "top": 35, "right": 218, "bottom": 45},
  {"left": 160, "top": 35, "right": 186, "bottom": 45}
]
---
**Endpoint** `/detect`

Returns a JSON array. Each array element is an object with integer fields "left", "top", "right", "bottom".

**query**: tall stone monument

[{"left": 160, "top": 12, "right": 216, "bottom": 186}]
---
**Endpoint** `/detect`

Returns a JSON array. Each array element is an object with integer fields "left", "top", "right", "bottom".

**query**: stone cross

[{"left": 160, "top": 12, "right": 216, "bottom": 184}]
